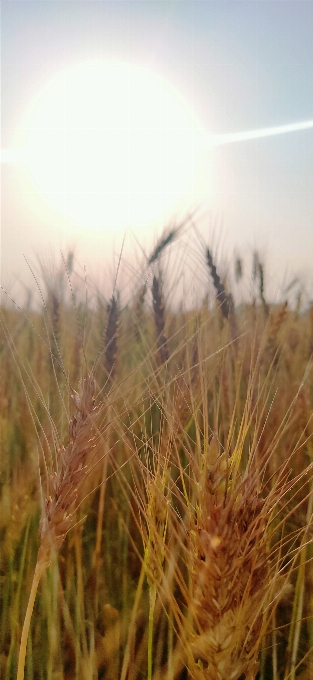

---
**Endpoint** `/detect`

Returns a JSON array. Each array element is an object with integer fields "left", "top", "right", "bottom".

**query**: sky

[{"left": 1, "top": 1, "right": 313, "bottom": 304}]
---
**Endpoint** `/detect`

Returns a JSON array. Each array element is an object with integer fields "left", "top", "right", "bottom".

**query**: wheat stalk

[
  {"left": 186, "top": 432, "right": 286, "bottom": 680},
  {"left": 144, "top": 470, "right": 169, "bottom": 680},
  {"left": 91, "top": 294, "right": 119, "bottom": 573},
  {"left": 17, "top": 373, "right": 100, "bottom": 680}
]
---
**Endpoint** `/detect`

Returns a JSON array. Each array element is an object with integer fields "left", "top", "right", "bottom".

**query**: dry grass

[{"left": 0, "top": 227, "right": 312, "bottom": 680}]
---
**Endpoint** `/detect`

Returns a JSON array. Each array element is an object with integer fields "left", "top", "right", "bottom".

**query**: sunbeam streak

[
  {"left": 2, "top": 118, "right": 313, "bottom": 165},
  {"left": 209, "top": 118, "right": 313, "bottom": 146}
]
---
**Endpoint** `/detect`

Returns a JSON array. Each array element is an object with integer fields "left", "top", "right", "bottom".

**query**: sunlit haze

[
  {"left": 2, "top": 1, "right": 313, "bottom": 301},
  {"left": 10, "top": 61, "right": 206, "bottom": 231}
]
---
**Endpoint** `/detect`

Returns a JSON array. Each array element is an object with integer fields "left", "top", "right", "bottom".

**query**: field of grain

[{"left": 1, "top": 227, "right": 312, "bottom": 680}]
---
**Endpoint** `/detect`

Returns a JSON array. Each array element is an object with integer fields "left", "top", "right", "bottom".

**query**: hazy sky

[{"left": 1, "top": 1, "right": 313, "bottom": 301}]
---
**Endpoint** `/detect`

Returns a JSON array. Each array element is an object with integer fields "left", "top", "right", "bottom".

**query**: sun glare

[{"left": 14, "top": 61, "right": 205, "bottom": 231}]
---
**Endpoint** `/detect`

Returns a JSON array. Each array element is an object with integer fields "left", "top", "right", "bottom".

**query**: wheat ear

[
  {"left": 104, "top": 294, "right": 119, "bottom": 382},
  {"left": 188, "top": 436, "right": 279, "bottom": 680},
  {"left": 258, "top": 261, "right": 269, "bottom": 317},
  {"left": 17, "top": 373, "right": 100, "bottom": 680},
  {"left": 152, "top": 274, "right": 169, "bottom": 365},
  {"left": 206, "top": 248, "right": 232, "bottom": 320}
]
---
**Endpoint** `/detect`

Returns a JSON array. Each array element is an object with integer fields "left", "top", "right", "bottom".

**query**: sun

[{"left": 16, "top": 60, "right": 206, "bottom": 231}]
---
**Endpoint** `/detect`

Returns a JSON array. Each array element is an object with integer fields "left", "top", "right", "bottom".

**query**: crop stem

[
  {"left": 148, "top": 584, "right": 157, "bottom": 680},
  {"left": 16, "top": 559, "right": 46, "bottom": 680}
]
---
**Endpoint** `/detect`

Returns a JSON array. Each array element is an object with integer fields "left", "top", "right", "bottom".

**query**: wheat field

[{"left": 0, "top": 225, "right": 312, "bottom": 680}]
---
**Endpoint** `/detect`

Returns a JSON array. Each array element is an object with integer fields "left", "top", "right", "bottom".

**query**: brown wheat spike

[
  {"left": 148, "top": 220, "right": 187, "bottom": 265},
  {"left": 133, "top": 283, "right": 147, "bottom": 343},
  {"left": 47, "top": 290, "right": 63, "bottom": 389},
  {"left": 104, "top": 294, "right": 119, "bottom": 381},
  {"left": 50, "top": 292, "right": 60, "bottom": 344},
  {"left": 17, "top": 373, "right": 101, "bottom": 680},
  {"left": 152, "top": 275, "right": 169, "bottom": 365},
  {"left": 258, "top": 261, "right": 269, "bottom": 317},
  {"left": 38, "top": 373, "right": 100, "bottom": 567},
  {"left": 206, "top": 249, "right": 232, "bottom": 321},
  {"left": 235, "top": 257, "right": 243, "bottom": 283},
  {"left": 148, "top": 228, "right": 178, "bottom": 265},
  {"left": 187, "top": 435, "right": 281, "bottom": 680}
]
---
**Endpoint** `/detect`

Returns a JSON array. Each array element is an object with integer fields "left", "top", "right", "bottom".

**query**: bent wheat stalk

[{"left": 17, "top": 373, "right": 100, "bottom": 680}]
